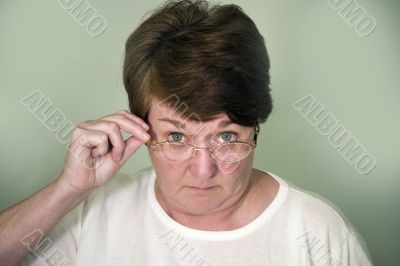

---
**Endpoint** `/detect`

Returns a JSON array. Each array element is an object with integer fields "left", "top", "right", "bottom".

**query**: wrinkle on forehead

[{"left": 149, "top": 97, "right": 234, "bottom": 139}]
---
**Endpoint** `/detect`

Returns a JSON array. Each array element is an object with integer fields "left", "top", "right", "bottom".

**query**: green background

[{"left": 1, "top": 0, "right": 399, "bottom": 265}]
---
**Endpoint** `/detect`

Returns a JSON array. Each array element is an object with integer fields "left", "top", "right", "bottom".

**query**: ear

[{"left": 253, "top": 124, "right": 260, "bottom": 146}]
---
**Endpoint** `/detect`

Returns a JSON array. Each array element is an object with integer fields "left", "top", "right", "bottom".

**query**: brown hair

[{"left": 123, "top": 0, "right": 272, "bottom": 127}]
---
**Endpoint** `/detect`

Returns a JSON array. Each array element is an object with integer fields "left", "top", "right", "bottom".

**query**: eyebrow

[
  {"left": 217, "top": 120, "right": 235, "bottom": 128},
  {"left": 158, "top": 118, "right": 235, "bottom": 129},
  {"left": 158, "top": 118, "right": 185, "bottom": 129}
]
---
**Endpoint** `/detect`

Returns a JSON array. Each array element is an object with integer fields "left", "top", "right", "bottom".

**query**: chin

[{"left": 178, "top": 194, "right": 223, "bottom": 215}]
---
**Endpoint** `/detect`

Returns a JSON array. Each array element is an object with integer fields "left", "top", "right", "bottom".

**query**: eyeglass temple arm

[{"left": 253, "top": 124, "right": 260, "bottom": 146}]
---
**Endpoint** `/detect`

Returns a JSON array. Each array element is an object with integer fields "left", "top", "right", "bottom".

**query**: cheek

[
  {"left": 150, "top": 153, "right": 186, "bottom": 172},
  {"left": 215, "top": 154, "right": 254, "bottom": 187},
  {"left": 216, "top": 152, "right": 254, "bottom": 176},
  {"left": 149, "top": 151, "right": 189, "bottom": 184}
]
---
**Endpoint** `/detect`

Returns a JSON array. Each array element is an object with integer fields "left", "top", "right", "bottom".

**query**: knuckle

[
  {"left": 76, "top": 120, "right": 94, "bottom": 129},
  {"left": 71, "top": 127, "right": 84, "bottom": 139},
  {"left": 107, "top": 121, "right": 119, "bottom": 131},
  {"left": 99, "top": 133, "right": 109, "bottom": 142},
  {"left": 113, "top": 114, "right": 125, "bottom": 120},
  {"left": 98, "top": 134, "right": 108, "bottom": 146}
]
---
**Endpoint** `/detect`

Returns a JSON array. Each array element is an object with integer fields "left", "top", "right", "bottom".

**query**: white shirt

[{"left": 23, "top": 168, "right": 373, "bottom": 265}]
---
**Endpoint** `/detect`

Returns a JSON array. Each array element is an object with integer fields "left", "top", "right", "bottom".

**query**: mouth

[{"left": 189, "top": 186, "right": 215, "bottom": 191}]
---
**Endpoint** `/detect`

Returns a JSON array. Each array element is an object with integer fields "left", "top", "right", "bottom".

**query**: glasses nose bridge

[{"left": 190, "top": 145, "right": 215, "bottom": 159}]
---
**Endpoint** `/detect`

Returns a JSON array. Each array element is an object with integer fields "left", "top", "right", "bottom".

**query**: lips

[{"left": 190, "top": 186, "right": 215, "bottom": 191}]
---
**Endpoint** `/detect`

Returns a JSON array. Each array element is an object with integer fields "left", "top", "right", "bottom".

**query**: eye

[
  {"left": 219, "top": 132, "right": 237, "bottom": 142},
  {"left": 168, "top": 132, "right": 185, "bottom": 143}
]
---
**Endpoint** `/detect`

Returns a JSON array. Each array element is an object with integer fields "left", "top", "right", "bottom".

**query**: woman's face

[{"left": 147, "top": 98, "right": 256, "bottom": 215}]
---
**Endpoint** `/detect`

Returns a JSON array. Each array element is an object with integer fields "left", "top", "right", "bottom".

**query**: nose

[{"left": 189, "top": 148, "right": 217, "bottom": 180}]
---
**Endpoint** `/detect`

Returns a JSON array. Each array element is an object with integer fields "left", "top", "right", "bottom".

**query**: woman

[{"left": 0, "top": 0, "right": 372, "bottom": 265}]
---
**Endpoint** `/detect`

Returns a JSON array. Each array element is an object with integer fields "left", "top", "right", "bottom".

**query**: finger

[
  {"left": 73, "top": 127, "right": 110, "bottom": 158},
  {"left": 119, "top": 135, "right": 145, "bottom": 164},
  {"left": 114, "top": 110, "right": 149, "bottom": 130},
  {"left": 101, "top": 115, "right": 150, "bottom": 142},
  {"left": 78, "top": 121, "right": 125, "bottom": 162}
]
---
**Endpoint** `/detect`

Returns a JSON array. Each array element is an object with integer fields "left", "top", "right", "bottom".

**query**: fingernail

[{"left": 142, "top": 133, "right": 150, "bottom": 141}]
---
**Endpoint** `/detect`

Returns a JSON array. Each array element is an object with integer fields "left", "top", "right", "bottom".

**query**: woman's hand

[{"left": 57, "top": 110, "right": 150, "bottom": 193}]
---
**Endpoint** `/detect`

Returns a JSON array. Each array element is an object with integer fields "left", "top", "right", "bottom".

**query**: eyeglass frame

[{"left": 145, "top": 124, "right": 260, "bottom": 162}]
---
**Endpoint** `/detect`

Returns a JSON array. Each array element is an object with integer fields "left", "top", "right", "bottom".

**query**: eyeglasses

[{"left": 146, "top": 125, "right": 259, "bottom": 163}]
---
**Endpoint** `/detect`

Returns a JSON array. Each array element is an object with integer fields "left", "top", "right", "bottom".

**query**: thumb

[{"left": 119, "top": 136, "right": 146, "bottom": 164}]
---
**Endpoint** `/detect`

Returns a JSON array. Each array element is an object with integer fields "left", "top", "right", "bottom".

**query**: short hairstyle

[{"left": 123, "top": 0, "right": 273, "bottom": 127}]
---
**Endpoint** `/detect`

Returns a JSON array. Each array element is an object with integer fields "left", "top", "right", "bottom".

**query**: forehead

[{"left": 148, "top": 98, "right": 235, "bottom": 133}]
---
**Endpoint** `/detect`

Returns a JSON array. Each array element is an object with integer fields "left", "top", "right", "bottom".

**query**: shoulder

[
  {"left": 284, "top": 183, "right": 373, "bottom": 264},
  {"left": 285, "top": 180, "right": 351, "bottom": 230},
  {"left": 265, "top": 172, "right": 372, "bottom": 264},
  {"left": 262, "top": 170, "right": 358, "bottom": 237},
  {"left": 271, "top": 172, "right": 369, "bottom": 248}
]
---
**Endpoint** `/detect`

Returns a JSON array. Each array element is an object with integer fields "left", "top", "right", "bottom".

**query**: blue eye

[
  {"left": 220, "top": 132, "right": 236, "bottom": 142},
  {"left": 169, "top": 132, "right": 184, "bottom": 142}
]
